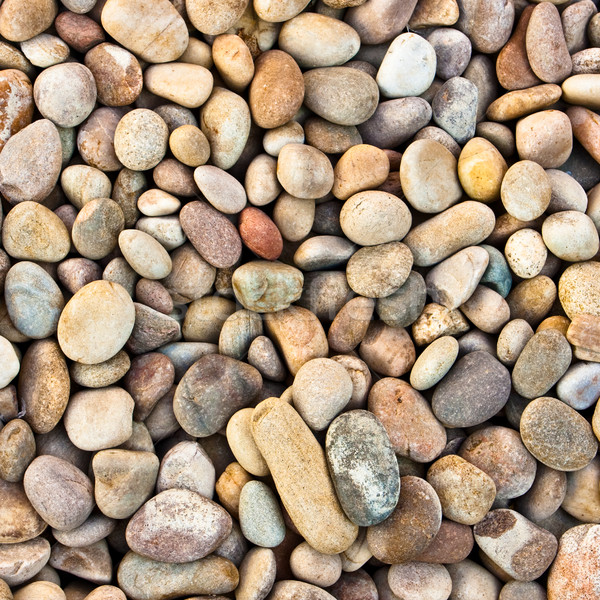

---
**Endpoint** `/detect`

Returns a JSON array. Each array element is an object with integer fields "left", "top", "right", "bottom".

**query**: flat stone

[
  {"left": 145, "top": 63, "right": 213, "bottom": 109},
  {"left": 326, "top": 410, "right": 400, "bottom": 527},
  {"left": 24, "top": 455, "right": 94, "bottom": 531},
  {"left": 388, "top": 563, "right": 452, "bottom": 600},
  {"left": 432, "top": 351, "right": 511, "bottom": 428},
  {"left": 49, "top": 540, "right": 112, "bottom": 584},
  {"left": 173, "top": 354, "right": 262, "bottom": 437},
  {"left": 0, "top": 538, "right": 50, "bottom": 586}
]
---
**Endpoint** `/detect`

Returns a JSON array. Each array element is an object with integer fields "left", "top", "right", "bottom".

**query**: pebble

[
  {"left": 117, "top": 553, "right": 238, "bottom": 600},
  {"left": 145, "top": 63, "right": 213, "bottom": 109},
  {"left": 505, "top": 228, "right": 547, "bottom": 279},
  {"left": 557, "top": 362, "right": 600, "bottom": 410},
  {"left": 432, "top": 350, "right": 511, "bottom": 428},
  {"left": 23, "top": 455, "right": 94, "bottom": 531},
  {"left": 55, "top": 12, "right": 105, "bottom": 53},
  {"left": 432, "top": 77, "right": 478, "bottom": 144},
  {"left": 359, "top": 321, "right": 416, "bottom": 378},
  {"left": 516, "top": 110, "right": 572, "bottom": 169},
  {"left": 474, "top": 509, "right": 557, "bottom": 581},
  {"left": 542, "top": 210, "right": 599, "bottom": 262},
  {"left": 49, "top": 540, "right": 112, "bottom": 584},
  {"left": 277, "top": 143, "right": 333, "bottom": 199},
  {"left": 429, "top": 28, "right": 471, "bottom": 80},
  {"left": 0, "top": 419, "right": 35, "bottom": 483},
  {"left": 487, "top": 84, "right": 562, "bottom": 122},
  {"left": 458, "top": 137, "right": 507, "bottom": 203},
  {"left": 559, "top": 261, "right": 600, "bottom": 320},
  {"left": 366, "top": 475, "right": 442, "bottom": 564},
  {"left": 368, "top": 378, "right": 446, "bottom": 464},
  {"left": 410, "top": 336, "right": 459, "bottom": 391},
  {"left": 236, "top": 547, "right": 276, "bottom": 600},
  {"left": 332, "top": 144, "right": 389, "bottom": 200},
  {"left": 293, "top": 236, "right": 354, "bottom": 271},
  {"left": 388, "top": 563, "right": 452, "bottom": 600},
  {"left": 512, "top": 329, "right": 572, "bottom": 399},
  {"left": 325, "top": 410, "right": 400, "bottom": 526},
  {"left": 520, "top": 396, "right": 597, "bottom": 472},
  {"left": 304, "top": 67, "right": 379, "bottom": 126},
  {"left": 238, "top": 481, "right": 285, "bottom": 548},
  {"left": 0, "top": 119, "right": 61, "bottom": 204},
  {"left": 126, "top": 488, "right": 231, "bottom": 563},
  {"left": 63, "top": 387, "right": 134, "bottom": 451},
  {"left": 328, "top": 297, "right": 374, "bottom": 354},
  {"left": 290, "top": 542, "right": 342, "bottom": 588},
  {"left": 57, "top": 281, "right": 135, "bottom": 365},
  {"left": 501, "top": 160, "right": 551, "bottom": 221},
  {"left": 0, "top": 538, "right": 51, "bottom": 587},
  {"left": 562, "top": 457, "right": 600, "bottom": 523},
  {"left": 346, "top": 0, "right": 418, "bottom": 45},
  {"left": 93, "top": 450, "right": 159, "bottom": 520},
  {"left": 459, "top": 426, "right": 537, "bottom": 500},
  {"left": 251, "top": 398, "right": 358, "bottom": 554},
  {"left": 226, "top": 409, "right": 269, "bottom": 477},
  {"left": 496, "top": 320, "right": 534, "bottom": 366},
  {"left": 376, "top": 33, "right": 436, "bottom": 98},
  {"left": 52, "top": 512, "right": 116, "bottom": 549},
  {"left": 516, "top": 463, "right": 567, "bottom": 523},
  {"left": 0, "top": 69, "right": 33, "bottom": 152}
]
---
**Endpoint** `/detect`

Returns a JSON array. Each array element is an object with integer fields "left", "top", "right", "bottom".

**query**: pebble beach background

[{"left": 0, "top": 0, "right": 600, "bottom": 599}]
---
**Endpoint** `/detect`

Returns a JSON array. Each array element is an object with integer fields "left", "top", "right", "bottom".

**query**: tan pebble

[
  {"left": 13, "top": 581, "right": 64, "bottom": 600},
  {"left": 212, "top": 34, "right": 254, "bottom": 93},
  {"left": 328, "top": 296, "right": 375, "bottom": 354},
  {"left": 101, "top": 0, "right": 188, "bottom": 63},
  {"left": 182, "top": 296, "right": 235, "bottom": 343},
  {"left": 144, "top": 63, "right": 213, "bottom": 109},
  {"left": 505, "top": 228, "right": 547, "bottom": 279},
  {"left": 20, "top": 34, "right": 68, "bottom": 68},
  {"left": 558, "top": 261, "right": 600, "bottom": 319},
  {"left": 77, "top": 107, "right": 124, "bottom": 173},
  {"left": 562, "top": 73, "right": 600, "bottom": 109},
  {"left": 0, "top": 69, "right": 33, "bottom": 152},
  {"left": 501, "top": 160, "right": 551, "bottom": 221},
  {"left": 137, "top": 189, "right": 180, "bottom": 217},
  {"left": 236, "top": 547, "right": 276, "bottom": 600},
  {"left": 290, "top": 542, "right": 342, "bottom": 587},
  {"left": 487, "top": 84, "right": 562, "bottom": 121},
  {"left": 460, "top": 286, "right": 510, "bottom": 334},
  {"left": 252, "top": 398, "right": 358, "bottom": 554},
  {"left": 194, "top": 165, "right": 247, "bottom": 214},
  {"left": 516, "top": 110, "right": 573, "bottom": 168},
  {"left": 186, "top": 0, "right": 249, "bottom": 35},
  {"left": 412, "top": 302, "right": 470, "bottom": 346},
  {"left": 245, "top": 154, "right": 281, "bottom": 206},
  {"left": 410, "top": 336, "right": 459, "bottom": 390},
  {"left": 169, "top": 125, "right": 210, "bottom": 168},
  {"left": 277, "top": 143, "right": 333, "bottom": 199},
  {"left": 304, "top": 117, "right": 362, "bottom": 154},
  {"left": 458, "top": 137, "right": 507, "bottom": 203},
  {"left": 332, "top": 144, "right": 388, "bottom": 200},
  {"left": 409, "top": 0, "right": 459, "bottom": 28},
  {"left": 0, "top": 0, "right": 57, "bottom": 43},
  {"left": 226, "top": 408, "right": 269, "bottom": 477},
  {"left": 0, "top": 419, "right": 35, "bottom": 483},
  {"left": 273, "top": 193, "right": 315, "bottom": 242},
  {"left": 507, "top": 275, "right": 557, "bottom": 326},
  {"left": 542, "top": 210, "right": 599, "bottom": 262},
  {"left": 476, "top": 121, "right": 515, "bottom": 158},
  {"left": 567, "top": 105, "right": 600, "bottom": 165}
]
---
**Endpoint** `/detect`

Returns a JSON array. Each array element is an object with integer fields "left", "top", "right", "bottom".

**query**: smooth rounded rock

[
  {"left": 542, "top": 211, "right": 599, "bottom": 262},
  {"left": 72, "top": 198, "right": 124, "bottom": 260},
  {"left": 239, "top": 481, "right": 285, "bottom": 548},
  {"left": 458, "top": 137, "right": 507, "bottom": 203},
  {"left": 0, "top": 538, "right": 51, "bottom": 587},
  {"left": 432, "top": 77, "right": 478, "bottom": 144},
  {"left": 501, "top": 160, "right": 551, "bottom": 221},
  {"left": 144, "top": 63, "right": 213, "bottom": 109},
  {"left": 388, "top": 563, "right": 452, "bottom": 600}
]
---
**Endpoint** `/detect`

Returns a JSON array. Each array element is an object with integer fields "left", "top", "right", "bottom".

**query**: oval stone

[
  {"left": 520, "top": 396, "right": 597, "bottom": 472},
  {"left": 238, "top": 480, "right": 286, "bottom": 548},
  {"left": 173, "top": 354, "right": 262, "bottom": 437},
  {"left": 0, "top": 537, "right": 51, "bottom": 587},
  {"left": 326, "top": 410, "right": 400, "bottom": 527},
  {"left": 0, "top": 69, "right": 33, "bottom": 152},
  {"left": 58, "top": 281, "right": 135, "bottom": 365},
  {"left": 432, "top": 351, "right": 511, "bottom": 428},
  {"left": 23, "top": 455, "right": 94, "bottom": 531},
  {"left": 0, "top": 479, "right": 47, "bottom": 544},
  {"left": 118, "top": 230, "right": 172, "bottom": 280},
  {"left": 432, "top": 77, "right": 478, "bottom": 144},
  {"left": 126, "top": 488, "right": 232, "bottom": 563},
  {"left": 5, "top": 261, "right": 64, "bottom": 339}
]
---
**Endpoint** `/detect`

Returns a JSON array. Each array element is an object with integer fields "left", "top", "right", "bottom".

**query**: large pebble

[
  {"left": 126, "top": 489, "right": 231, "bottom": 563},
  {"left": 251, "top": 398, "right": 358, "bottom": 554},
  {"left": 542, "top": 211, "right": 599, "bottom": 262},
  {"left": 326, "top": 410, "right": 400, "bottom": 527},
  {"left": 101, "top": 0, "right": 188, "bottom": 63},
  {"left": 345, "top": 0, "right": 418, "bottom": 45},
  {"left": 388, "top": 563, "right": 452, "bottom": 600},
  {"left": 520, "top": 396, "right": 597, "bottom": 472},
  {"left": 404, "top": 201, "right": 495, "bottom": 267},
  {"left": 236, "top": 547, "right": 276, "bottom": 600},
  {"left": 400, "top": 139, "right": 462, "bottom": 213},
  {"left": 173, "top": 354, "right": 262, "bottom": 437},
  {"left": 5, "top": 261, "right": 63, "bottom": 339},
  {"left": 0, "top": 419, "right": 34, "bottom": 483},
  {"left": 57, "top": 281, "right": 135, "bottom": 365},
  {"left": 63, "top": 387, "right": 134, "bottom": 451},
  {"left": 512, "top": 330, "right": 572, "bottom": 399},
  {"left": 0, "top": 119, "right": 61, "bottom": 204},
  {"left": 501, "top": 160, "right": 551, "bottom": 221},
  {"left": 475, "top": 510, "right": 557, "bottom": 583},
  {"left": 432, "top": 77, "right": 478, "bottom": 144},
  {"left": 180, "top": 201, "right": 242, "bottom": 269},
  {"left": 145, "top": 63, "right": 213, "bottom": 109},
  {"left": 367, "top": 476, "right": 442, "bottom": 564},
  {"left": 458, "top": 137, "right": 507, "bottom": 203},
  {"left": 432, "top": 351, "right": 511, "bottom": 428},
  {"left": 118, "top": 230, "right": 172, "bottom": 280},
  {"left": 0, "top": 0, "right": 57, "bottom": 43},
  {"left": 455, "top": 0, "right": 514, "bottom": 53},
  {"left": 117, "top": 553, "right": 238, "bottom": 600},
  {"left": 72, "top": 199, "right": 124, "bottom": 260},
  {"left": 0, "top": 538, "right": 51, "bottom": 586},
  {"left": 304, "top": 67, "right": 379, "bottom": 126},
  {"left": 368, "top": 378, "right": 446, "bottom": 463},
  {"left": 376, "top": 33, "right": 436, "bottom": 98},
  {"left": 486, "top": 84, "right": 562, "bottom": 122},
  {"left": 24, "top": 455, "right": 94, "bottom": 531},
  {"left": 0, "top": 480, "right": 47, "bottom": 543},
  {"left": 558, "top": 261, "right": 600, "bottom": 320}
]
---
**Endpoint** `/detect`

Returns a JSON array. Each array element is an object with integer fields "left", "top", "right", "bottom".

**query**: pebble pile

[{"left": 0, "top": 0, "right": 599, "bottom": 599}]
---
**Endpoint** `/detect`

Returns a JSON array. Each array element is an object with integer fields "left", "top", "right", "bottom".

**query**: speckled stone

[
  {"left": 432, "top": 77, "right": 478, "bottom": 144},
  {"left": 326, "top": 410, "right": 400, "bottom": 527},
  {"left": 367, "top": 475, "right": 442, "bottom": 564},
  {"left": 238, "top": 480, "right": 285, "bottom": 548},
  {"left": 388, "top": 562, "right": 452, "bottom": 600},
  {"left": 0, "top": 537, "right": 51, "bottom": 587}
]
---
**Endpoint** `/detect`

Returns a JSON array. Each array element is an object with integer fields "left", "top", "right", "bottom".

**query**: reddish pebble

[
  {"left": 55, "top": 12, "right": 105, "bottom": 54},
  {"left": 238, "top": 207, "right": 283, "bottom": 261}
]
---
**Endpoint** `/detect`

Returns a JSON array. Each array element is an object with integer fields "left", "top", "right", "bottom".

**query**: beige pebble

[
  {"left": 277, "top": 143, "right": 333, "bottom": 199},
  {"left": 273, "top": 194, "right": 315, "bottom": 242},
  {"left": 562, "top": 73, "right": 600, "bottom": 109},
  {"left": 558, "top": 261, "right": 600, "bottom": 319},
  {"left": 0, "top": 0, "right": 57, "bottom": 43},
  {"left": 144, "top": 63, "right": 213, "bottom": 109},
  {"left": 290, "top": 542, "right": 342, "bottom": 587},
  {"left": 226, "top": 408, "right": 269, "bottom": 477},
  {"left": 137, "top": 189, "right": 180, "bottom": 217},
  {"left": 169, "top": 125, "right": 210, "bottom": 168},
  {"left": 263, "top": 121, "right": 304, "bottom": 157},
  {"left": 20, "top": 34, "right": 69, "bottom": 68},
  {"left": 458, "top": 137, "right": 507, "bottom": 203},
  {"left": 118, "top": 229, "right": 172, "bottom": 280},
  {"left": 542, "top": 210, "right": 599, "bottom": 262},
  {"left": 505, "top": 228, "right": 547, "bottom": 279},
  {"left": 516, "top": 110, "right": 573, "bottom": 168},
  {"left": 461, "top": 286, "right": 510, "bottom": 334},
  {"left": 212, "top": 34, "right": 254, "bottom": 93},
  {"left": 245, "top": 154, "right": 281, "bottom": 206},
  {"left": 501, "top": 160, "right": 551, "bottom": 221},
  {"left": 333, "top": 144, "right": 389, "bottom": 200},
  {"left": 194, "top": 165, "right": 247, "bottom": 214},
  {"left": 410, "top": 336, "right": 459, "bottom": 390},
  {"left": 13, "top": 581, "right": 65, "bottom": 600},
  {"left": 412, "top": 302, "right": 470, "bottom": 346}
]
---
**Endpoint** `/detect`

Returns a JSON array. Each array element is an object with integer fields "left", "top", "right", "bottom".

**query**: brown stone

[
  {"left": 55, "top": 12, "right": 105, "bottom": 53},
  {"left": 487, "top": 84, "right": 562, "bottom": 122},
  {"left": 0, "top": 69, "right": 33, "bottom": 152},
  {"left": 415, "top": 519, "right": 474, "bottom": 564},
  {"left": 0, "top": 479, "right": 47, "bottom": 543},
  {"left": 238, "top": 207, "right": 283, "bottom": 261},
  {"left": 568, "top": 106, "right": 600, "bottom": 164}
]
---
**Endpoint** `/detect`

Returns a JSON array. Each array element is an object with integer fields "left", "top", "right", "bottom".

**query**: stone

[
  {"left": 367, "top": 476, "right": 442, "bottom": 564},
  {"left": 359, "top": 321, "right": 416, "bottom": 378},
  {"left": 52, "top": 512, "right": 116, "bottom": 549},
  {"left": 458, "top": 137, "right": 507, "bottom": 203},
  {"left": 368, "top": 378, "right": 446, "bottom": 463},
  {"left": 180, "top": 201, "right": 242, "bottom": 269},
  {"left": 93, "top": 450, "right": 159, "bottom": 520},
  {"left": 543, "top": 210, "right": 599, "bottom": 262},
  {"left": 526, "top": 2, "right": 572, "bottom": 84},
  {"left": 327, "top": 297, "right": 374, "bottom": 354},
  {"left": 332, "top": 144, "right": 389, "bottom": 201},
  {"left": 118, "top": 229, "right": 172, "bottom": 280},
  {"left": 410, "top": 336, "right": 459, "bottom": 391},
  {"left": 376, "top": 33, "right": 436, "bottom": 98},
  {"left": 239, "top": 480, "right": 285, "bottom": 548},
  {"left": 126, "top": 489, "right": 231, "bottom": 563},
  {"left": 487, "top": 84, "right": 562, "bottom": 122},
  {"left": 267, "top": 581, "right": 336, "bottom": 600},
  {"left": 61, "top": 165, "right": 112, "bottom": 210},
  {"left": 455, "top": 0, "right": 513, "bottom": 53},
  {"left": 520, "top": 396, "right": 597, "bottom": 472},
  {"left": 388, "top": 563, "right": 452, "bottom": 600},
  {"left": 0, "top": 69, "right": 33, "bottom": 152},
  {"left": 474, "top": 509, "right": 558, "bottom": 582},
  {"left": 290, "top": 542, "right": 342, "bottom": 587},
  {"left": 326, "top": 410, "right": 400, "bottom": 527},
  {"left": 277, "top": 143, "right": 333, "bottom": 199},
  {"left": 49, "top": 540, "right": 112, "bottom": 584},
  {"left": 55, "top": 12, "right": 105, "bottom": 53},
  {"left": 562, "top": 74, "right": 600, "bottom": 110},
  {"left": 404, "top": 201, "right": 495, "bottom": 267},
  {"left": 0, "top": 419, "right": 34, "bottom": 483},
  {"left": 376, "top": 271, "right": 426, "bottom": 329},
  {"left": 501, "top": 160, "right": 551, "bottom": 221},
  {"left": 559, "top": 262, "right": 600, "bottom": 320},
  {"left": 101, "top": 0, "right": 188, "bottom": 63},
  {"left": 114, "top": 109, "right": 168, "bottom": 172},
  {"left": 144, "top": 63, "right": 213, "bottom": 109},
  {"left": 18, "top": 340, "right": 69, "bottom": 434},
  {"left": 236, "top": 547, "right": 276, "bottom": 600},
  {"left": 173, "top": 354, "right": 262, "bottom": 437},
  {"left": 0, "top": 120, "right": 61, "bottom": 204},
  {"left": 516, "top": 110, "right": 573, "bottom": 168},
  {"left": 400, "top": 139, "right": 461, "bottom": 214},
  {"left": 117, "top": 553, "right": 238, "bottom": 600},
  {"left": 504, "top": 229, "right": 547, "bottom": 279},
  {"left": 84, "top": 43, "right": 142, "bottom": 107},
  {"left": 562, "top": 457, "right": 600, "bottom": 523},
  {"left": 512, "top": 330, "right": 572, "bottom": 399},
  {"left": 33, "top": 63, "right": 95, "bottom": 128},
  {"left": 251, "top": 398, "right": 358, "bottom": 554},
  {"left": 226, "top": 409, "right": 269, "bottom": 477},
  {"left": 72, "top": 199, "right": 124, "bottom": 260},
  {"left": 0, "top": 538, "right": 51, "bottom": 587},
  {"left": 293, "top": 236, "right": 355, "bottom": 271},
  {"left": 459, "top": 426, "right": 536, "bottom": 500},
  {"left": 24, "top": 456, "right": 94, "bottom": 531},
  {"left": 558, "top": 362, "right": 600, "bottom": 410},
  {"left": 516, "top": 463, "right": 567, "bottom": 523},
  {"left": 303, "top": 67, "right": 379, "bottom": 126},
  {"left": 58, "top": 281, "right": 135, "bottom": 365},
  {"left": 345, "top": 0, "right": 418, "bottom": 45},
  {"left": 568, "top": 106, "right": 600, "bottom": 165},
  {"left": 432, "top": 77, "right": 478, "bottom": 144}
]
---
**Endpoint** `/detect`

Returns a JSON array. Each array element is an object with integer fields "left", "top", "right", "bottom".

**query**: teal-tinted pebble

[
  {"left": 238, "top": 480, "right": 285, "bottom": 548},
  {"left": 480, "top": 244, "right": 512, "bottom": 297}
]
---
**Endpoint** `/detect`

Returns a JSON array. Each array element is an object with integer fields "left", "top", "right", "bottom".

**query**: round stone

[
  {"left": 72, "top": 198, "right": 124, "bottom": 260},
  {"left": 277, "top": 143, "right": 333, "bottom": 199},
  {"left": 516, "top": 110, "right": 573, "bottom": 168},
  {"left": 558, "top": 261, "right": 600, "bottom": 319},
  {"left": 542, "top": 211, "right": 599, "bottom": 262},
  {"left": 501, "top": 160, "right": 551, "bottom": 221},
  {"left": 458, "top": 137, "right": 507, "bottom": 203},
  {"left": 118, "top": 229, "right": 172, "bottom": 280},
  {"left": 410, "top": 336, "right": 459, "bottom": 391},
  {"left": 388, "top": 563, "right": 452, "bottom": 600},
  {"left": 290, "top": 542, "right": 342, "bottom": 587},
  {"left": 57, "top": 281, "right": 136, "bottom": 365}
]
